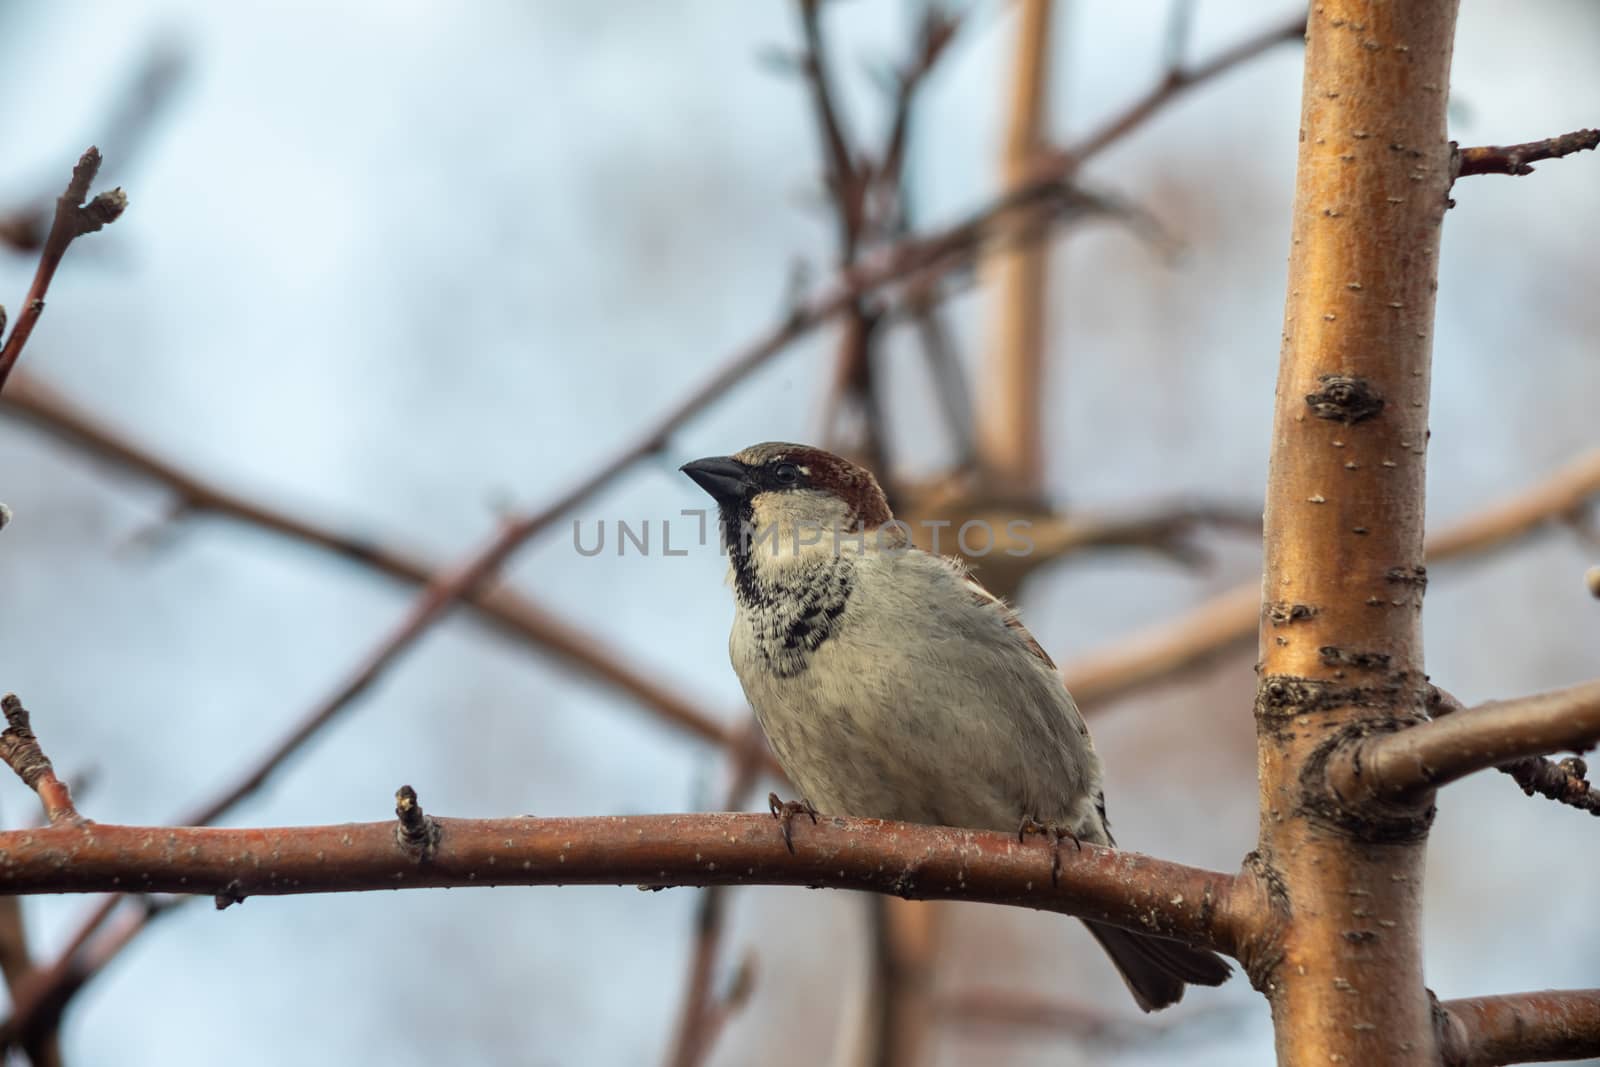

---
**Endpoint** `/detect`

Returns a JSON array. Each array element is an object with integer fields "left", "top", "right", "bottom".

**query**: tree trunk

[
  {"left": 1245, "top": 3, "right": 1460, "bottom": 1064},
  {"left": 976, "top": 0, "right": 1053, "bottom": 499}
]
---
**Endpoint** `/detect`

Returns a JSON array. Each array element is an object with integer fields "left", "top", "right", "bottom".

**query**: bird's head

[{"left": 680, "top": 443, "right": 894, "bottom": 560}]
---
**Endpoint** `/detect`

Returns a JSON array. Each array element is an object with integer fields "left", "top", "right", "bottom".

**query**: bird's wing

[{"left": 959, "top": 568, "right": 1057, "bottom": 671}]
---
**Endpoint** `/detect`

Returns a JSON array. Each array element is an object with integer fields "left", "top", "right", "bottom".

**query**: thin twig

[
  {"left": 797, "top": 0, "right": 865, "bottom": 259},
  {"left": 0, "top": 696, "right": 82, "bottom": 828},
  {"left": 1454, "top": 129, "right": 1600, "bottom": 179},
  {"left": 0, "top": 46, "right": 182, "bottom": 253},
  {"left": 1063, "top": 12, "right": 1305, "bottom": 165},
  {"left": 876, "top": 8, "right": 961, "bottom": 240},
  {"left": 0, "top": 374, "right": 755, "bottom": 765},
  {"left": 933, "top": 986, "right": 1205, "bottom": 1042},
  {"left": 0, "top": 149, "right": 127, "bottom": 394},
  {"left": 799, "top": 1, "right": 952, "bottom": 483},
  {"left": 1062, "top": 450, "right": 1600, "bottom": 708}
]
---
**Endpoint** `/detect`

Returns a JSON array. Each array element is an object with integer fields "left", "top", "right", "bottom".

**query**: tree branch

[
  {"left": 0, "top": 148, "right": 127, "bottom": 394},
  {"left": 2, "top": 11, "right": 1304, "bottom": 557},
  {"left": 1248, "top": 2, "right": 1458, "bottom": 1058},
  {"left": 0, "top": 696, "right": 81, "bottom": 828},
  {"left": 1454, "top": 128, "right": 1600, "bottom": 179},
  {"left": 0, "top": 804, "right": 61, "bottom": 1067},
  {"left": 1425, "top": 687, "right": 1600, "bottom": 816},
  {"left": 0, "top": 813, "right": 1248, "bottom": 955},
  {"left": 1061, "top": 12, "right": 1306, "bottom": 166},
  {"left": 1437, "top": 989, "right": 1600, "bottom": 1067},
  {"left": 1061, "top": 449, "right": 1600, "bottom": 708},
  {"left": 661, "top": 723, "right": 766, "bottom": 1067},
  {"left": 0, "top": 375, "right": 758, "bottom": 767},
  {"left": 1331, "top": 679, "right": 1600, "bottom": 804},
  {"left": 796, "top": 0, "right": 864, "bottom": 259},
  {"left": 975, "top": 0, "right": 1055, "bottom": 498}
]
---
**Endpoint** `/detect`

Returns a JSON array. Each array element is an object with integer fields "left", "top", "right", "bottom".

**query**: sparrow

[{"left": 681, "top": 442, "right": 1230, "bottom": 1012}]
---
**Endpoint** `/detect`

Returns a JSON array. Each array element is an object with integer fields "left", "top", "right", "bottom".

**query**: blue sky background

[{"left": 0, "top": 2, "right": 1595, "bottom": 1064}]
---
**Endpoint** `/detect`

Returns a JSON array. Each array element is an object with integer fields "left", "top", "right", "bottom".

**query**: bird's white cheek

[{"left": 745, "top": 493, "right": 857, "bottom": 568}]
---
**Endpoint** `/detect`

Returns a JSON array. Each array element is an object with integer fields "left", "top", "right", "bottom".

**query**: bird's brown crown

[{"left": 732, "top": 442, "right": 893, "bottom": 530}]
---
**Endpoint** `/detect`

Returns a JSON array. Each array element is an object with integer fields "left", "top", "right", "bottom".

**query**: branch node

[
  {"left": 1305, "top": 375, "right": 1384, "bottom": 424},
  {"left": 214, "top": 879, "right": 246, "bottom": 910},
  {"left": 63, "top": 147, "right": 103, "bottom": 205},
  {"left": 394, "top": 785, "right": 440, "bottom": 858},
  {"left": 79, "top": 189, "right": 128, "bottom": 235},
  {"left": 0, "top": 694, "right": 83, "bottom": 827}
]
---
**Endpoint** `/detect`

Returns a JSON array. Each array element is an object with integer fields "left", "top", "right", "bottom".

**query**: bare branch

[
  {"left": 975, "top": 0, "right": 1055, "bottom": 497},
  {"left": 0, "top": 13, "right": 1304, "bottom": 557},
  {"left": 933, "top": 985, "right": 1240, "bottom": 1043},
  {"left": 662, "top": 722, "right": 766, "bottom": 1067},
  {"left": 934, "top": 988, "right": 1125, "bottom": 1040},
  {"left": 1454, "top": 128, "right": 1600, "bottom": 179},
  {"left": 796, "top": 0, "right": 864, "bottom": 259},
  {"left": 0, "top": 375, "right": 758, "bottom": 768},
  {"left": 859, "top": 896, "right": 942, "bottom": 1067},
  {"left": 876, "top": 8, "right": 961, "bottom": 229},
  {"left": 1063, "top": 12, "right": 1305, "bottom": 165},
  {"left": 0, "top": 814, "right": 1247, "bottom": 955},
  {"left": 1498, "top": 754, "right": 1600, "bottom": 816},
  {"left": 1062, "top": 449, "right": 1600, "bottom": 708},
  {"left": 1425, "top": 687, "right": 1600, "bottom": 817},
  {"left": 0, "top": 148, "right": 127, "bottom": 394},
  {"left": 0, "top": 695, "right": 82, "bottom": 828},
  {"left": 804, "top": 5, "right": 961, "bottom": 487},
  {"left": 0, "top": 804, "right": 61, "bottom": 1067},
  {"left": 1331, "top": 679, "right": 1600, "bottom": 804},
  {"left": 1437, "top": 989, "right": 1600, "bottom": 1067}
]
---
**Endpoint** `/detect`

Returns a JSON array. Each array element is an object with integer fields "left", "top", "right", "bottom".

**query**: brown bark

[
  {"left": 1454, "top": 128, "right": 1599, "bottom": 178},
  {"left": 976, "top": 0, "right": 1053, "bottom": 498},
  {"left": 0, "top": 815, "right": 1247, "bottom": 950},
  {"left": 1437, "top": 989, "right": 1600, "bottom": 1066},
  {"left": 1244, "top": 3, "right": 1459, "bottom": 1064},
  {"left": 0, "top": 148, "right": 126, "bottom": 394},
  {"left": 1332, "top": 679, "right": 1600, "bottom": 802},
  {"left": 662, "top": 723, "right": 766, "bottom": 1067},
  {"left": 0, "top": 696, "right": 82, "bottom": 828}
]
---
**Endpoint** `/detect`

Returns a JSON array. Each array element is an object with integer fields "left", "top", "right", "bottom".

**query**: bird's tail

[{"left": 1082, "top": 920, "right": 1233, "bottom": 1012}]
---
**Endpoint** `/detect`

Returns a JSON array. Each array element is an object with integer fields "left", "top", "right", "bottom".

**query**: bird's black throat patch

[{"left": 720, "top": 500, "right": 853, "bottom": 677}]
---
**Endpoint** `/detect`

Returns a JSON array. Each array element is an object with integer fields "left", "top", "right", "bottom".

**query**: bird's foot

[
  {"left": 769, "top": 792, "right": 818, "bottom": 854},
  {"left": 1017, "top": 816, "right": 1082, "bottom": 887}
]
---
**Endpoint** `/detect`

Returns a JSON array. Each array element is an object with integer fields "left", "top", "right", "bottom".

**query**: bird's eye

[{"left": 773, "top": 463, "right": 801, "bottom": 486}]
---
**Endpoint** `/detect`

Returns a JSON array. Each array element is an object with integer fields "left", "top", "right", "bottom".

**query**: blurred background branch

[{"left": 0, "top": 3, "right": 1593, "bottom": 1065}]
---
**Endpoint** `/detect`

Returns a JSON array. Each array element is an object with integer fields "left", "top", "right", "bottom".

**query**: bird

[{"left": 680, "top": 442, "right": 1231, "bottom": 1012}]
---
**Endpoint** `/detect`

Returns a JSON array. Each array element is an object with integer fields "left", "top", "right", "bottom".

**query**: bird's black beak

[{"left": 680, "top": 456, "right": 753, "bottom": 504}]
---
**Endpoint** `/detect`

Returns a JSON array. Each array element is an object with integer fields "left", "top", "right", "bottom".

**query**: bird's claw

[
  {"left": 1017, "top": 816, "right": 1082, "bottom": 887},
  {"left": 769, "top": 792, "right": 818, "bottom": 854}
]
